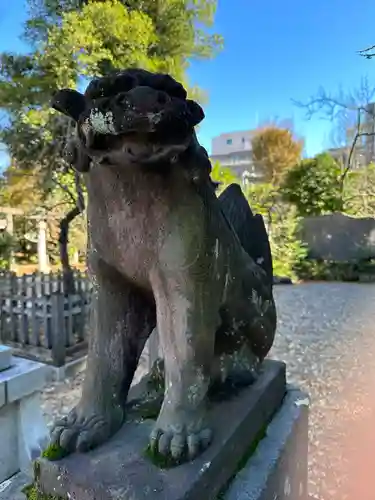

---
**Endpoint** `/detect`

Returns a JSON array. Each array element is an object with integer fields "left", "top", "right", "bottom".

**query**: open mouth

[
  {"left": 79, "top": 119, "right": 189, "bottom": 162},
  {"left": 78, "top": 127, "right": 181, "bottom": 164},
  {"left": 124, "top": 143, "right": 165, "bottom": 159}
]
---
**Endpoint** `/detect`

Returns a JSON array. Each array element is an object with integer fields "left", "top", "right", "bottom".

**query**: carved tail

[{"left": 218, "top": 184, "right": 273, "bottom": 285}]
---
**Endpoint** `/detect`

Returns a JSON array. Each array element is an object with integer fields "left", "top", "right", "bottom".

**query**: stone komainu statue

[{"left": 49, "top": 69, "right": 277, "bottom": 462}]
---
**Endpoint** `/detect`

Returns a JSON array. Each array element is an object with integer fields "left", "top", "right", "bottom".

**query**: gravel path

[
  {"left": 40, "top": 283, "right": 375, "bottom": 500},
  {"left": 271, "top": 283, "right": 375, "bottom": 500}
]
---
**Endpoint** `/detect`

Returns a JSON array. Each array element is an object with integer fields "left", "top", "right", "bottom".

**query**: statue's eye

[{"left": 157, "top": 91, "right": 168, "bottom": 105}]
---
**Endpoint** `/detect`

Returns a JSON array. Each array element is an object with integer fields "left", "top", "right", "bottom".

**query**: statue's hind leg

[
  {"left": 215, "top": 183, "right": 276, "bottom": 383},
  {"left": 216, "top": 261, "right": 277, "bottom": 374},
  {"left": 49, "top": 256, "right": 156, "bottom": 455},
  {"left": 212, "top": 286, "right": 277, "bottom": 394}
]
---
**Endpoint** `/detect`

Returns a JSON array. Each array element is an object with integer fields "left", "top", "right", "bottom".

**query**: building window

[
  {"left": 226, "top": 138, "right": 232, "bottom": 145},
  {"left": 242, "top": 137, "right": 245, "bottom": 143}
]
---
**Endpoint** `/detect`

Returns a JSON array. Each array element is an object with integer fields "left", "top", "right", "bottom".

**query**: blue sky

[{"left": 1, "top": 0, "right": 375, "bottom": 168}]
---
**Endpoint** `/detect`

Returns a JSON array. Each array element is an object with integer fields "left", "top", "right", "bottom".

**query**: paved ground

[
  {"left": 38, "top": 282, "right": 375, "bottom": 500},
  {"left": 271, "top": 283, "right": 375, "bottom": 500}
]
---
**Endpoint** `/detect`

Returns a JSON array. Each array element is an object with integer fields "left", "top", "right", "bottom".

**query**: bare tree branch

[
  {"left": 57, "top": 169, "right": 85, "bottom": 295},
  {"left": 341, "top": 110, "right": 374, "bottom": 183},
  {"left": 358, "top": 45, "right": 375, "bottom": 59},
  {"left": 293, "top": 79, "right": 375, "bottom": 213},
  {"left": 294, "top": 78, "right": 375, "bottom": 167},
  {"left": 292, "top": 78, "right": 375, "bottom": 122}
]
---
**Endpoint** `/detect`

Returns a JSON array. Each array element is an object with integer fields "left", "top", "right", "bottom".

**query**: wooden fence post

[
  {"left": 10, "top": 272, "right": 17, "bottom": 296},
  {"left": 51, "top": 294, "right": 66, "bottom": 367}
]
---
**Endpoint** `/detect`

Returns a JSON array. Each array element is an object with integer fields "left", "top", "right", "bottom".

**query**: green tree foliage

[
  {"left": 210, "top": 160, "right": 239, "bottom": 193},
  {"left": 0, "top": 0, "right": 222, "bottom": 190},
  {"left": 250, "top": 126, "right": 303, "bottom": 185},
  {"left": 245, "top": 182, "right": 278, "bottom": 223},
  {"left": 245, "top": 183, "right": 307, "bottom": 280},
  {"left": 0, "top": 0, "right": 222, "bottom": 272},
  {"left": 281, "top": 152, "right": 343, "bottom": 216},
  {"left": 268, "top": 204, "right": 307, "bottom": 280},
  {"left": 343, "top": 164, "right": 375, "bottom": 217},
  {"left": 0, "top": 230, "right": 15, "bottom": 269}
]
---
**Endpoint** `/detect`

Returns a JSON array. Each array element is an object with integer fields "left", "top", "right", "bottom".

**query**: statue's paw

[
  {"left": 149, "top": 412, "right": 213, "bottom": 462},
  {"left": 49, "top": 405, "right": 124, "bottom": 455}
]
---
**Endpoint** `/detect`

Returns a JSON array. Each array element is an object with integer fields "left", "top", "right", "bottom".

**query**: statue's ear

[
  {"left": 64, "top": 137, "right": 91, "bottom": 173},
  {"left": 51, "top": 89, "right": 87, "bottom": 122},
  {"left": 186, "top": 100, "right": 205, "bottom": 127},
  {"left": 73, "top": 147, "right": 91, "bottom": 173}
]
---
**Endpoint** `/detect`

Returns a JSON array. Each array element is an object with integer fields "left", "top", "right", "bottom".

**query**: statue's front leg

[
  {"left": 149, "top": 269, "right": 220, "bottom": 462},
  {"left": 49, "top": 257, "right": 155, "bottom": 455}
]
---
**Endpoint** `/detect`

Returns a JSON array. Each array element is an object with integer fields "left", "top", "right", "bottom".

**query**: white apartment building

[{"left": 210, "top": 129, "right": 265, "bottom": 185}]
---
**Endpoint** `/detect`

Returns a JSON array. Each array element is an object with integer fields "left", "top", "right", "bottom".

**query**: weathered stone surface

[
  {"left": 0, "top": 345, "right": 12, "bottom": 372},
  {"left": 38, "top": 360, "right": 286, "bottom": 500},
  {"left": 0, "top": 382, "right": 4, "bottom": 409},
  {"left": 224, "top": 386, "right": 309, "bottom": 500},
  {"left": 300, "top": 212, "right": 375, "bottom": 261},
  {"left": 0, "top": 472, "right": 31, "bottom": 500},
  {"left": 18, "top": 392, "right": 49, "bottom": 475},
  {"left": 0, "top": 357, "right": 49, "bottom": 483},
  {"left": 0, "top": 357, "right": 49, "bottom": 403},
  {"left": 0, "top": 403, "right": 19, "bottom": 483}
]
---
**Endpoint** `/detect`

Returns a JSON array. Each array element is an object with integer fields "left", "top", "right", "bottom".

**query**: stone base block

[
  {"left": 0, "top": 357, "right": 49, "bottom": 483},
  {"left": 224, "top": 386, "right": 309, "bottom": 500},
  {"left": 0, "top": 346, "right": 12, "bottom": 372},
  {"left": 37, "top": 360, "right": 286, "bottom": 500},
  {"left": 0, "top": 472, "right": 31, "bottom": 500}
]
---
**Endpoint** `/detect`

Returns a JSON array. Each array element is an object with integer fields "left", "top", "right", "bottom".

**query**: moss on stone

[
  {"left": 41, "top": 443, "right": 69, "bottom": 461},
  {"left": 146, "top": 359, "right": 165, "bottom": 394},
  {"left": 143, "top": 444, "right": 186, "bottom": 469},
  {"left": 131, "top": 398, "right": 162, "bottom": 421},
  {"left": 21, "top": 483, "right": 64, "bottom": 500},
  {"left": 215, "top": 393, "right": 288, "bottom": 500},
  {"left": 33, "top": 460, "right": 41, "bottom": 481},
  {"left": 215, "top": 422, "right": 268, "bottom": 499}
]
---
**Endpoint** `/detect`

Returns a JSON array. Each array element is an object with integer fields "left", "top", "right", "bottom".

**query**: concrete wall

[{"left": 300, "top": 213, "right": 375, "bottom": 262}]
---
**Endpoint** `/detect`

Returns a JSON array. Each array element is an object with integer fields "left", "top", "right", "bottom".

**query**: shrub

[
  {"left": 281, "top": 153, "right": 343, "bottom": 216},
  {"left": 296, "top": 259, "right": 375, "bottom": 282},
  {"left": 245, "top": 183, "right": 307, "bottom": 280},
  {"left": 268, "top": 205, "right": 308, "bottom": 279}
]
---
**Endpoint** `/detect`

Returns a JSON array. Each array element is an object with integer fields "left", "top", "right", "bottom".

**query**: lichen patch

[{"left": 89, "top": 109, "right": 116, "bottom": 134}]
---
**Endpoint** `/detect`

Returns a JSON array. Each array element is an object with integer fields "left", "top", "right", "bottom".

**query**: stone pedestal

[
  {"left": 224, "top": 386, "right": 309, "bottom": 500},
  {"left": 0, "top": 346, "right": 12, "bottom": 373},
  {"left": 36, "top": 360, "right": 293, "bottom": 500},
  {"left": 0, "top": 352, "right": 49, "bottom": 483}
]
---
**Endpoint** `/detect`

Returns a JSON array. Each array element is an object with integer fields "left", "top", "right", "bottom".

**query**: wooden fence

[
  {"left": 0, "top": 270, "right": 92, "bottom": 366},
  {"left": 0, "top": 269, "right": 91, "bottom": 298}
]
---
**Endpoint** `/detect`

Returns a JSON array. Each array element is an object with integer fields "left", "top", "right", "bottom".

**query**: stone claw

[
  {"left": 149, "top": 422, "right": 213, "bottom": 462},
  {"left": 48, "top": 406, "right": 123, "bottom": 455}
]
